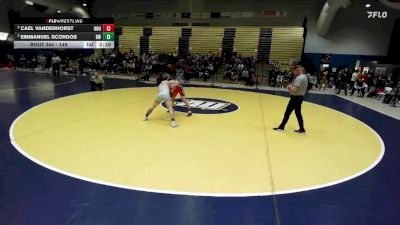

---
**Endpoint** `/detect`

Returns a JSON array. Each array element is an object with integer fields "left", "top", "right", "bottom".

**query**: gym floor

[{"left": 0, "top": 71, "right": 399, "bottom": 225}]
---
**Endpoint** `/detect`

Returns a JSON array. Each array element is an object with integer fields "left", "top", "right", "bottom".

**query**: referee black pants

[
  {"left": 90, "top": 81, "right": 104, "bottom": 91},
  {"left": 52, "top": 63, "right": 60, "bottom": 78},
  {"left": 279, "top": 95, "right": 305, "bottom": 130}
]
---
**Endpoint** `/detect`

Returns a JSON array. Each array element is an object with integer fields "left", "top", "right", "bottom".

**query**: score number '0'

[{"left": 102, "top": 24, "right": 114, "bottom": 32}]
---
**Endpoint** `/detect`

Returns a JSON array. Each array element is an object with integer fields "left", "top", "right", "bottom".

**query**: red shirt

[
  {"left": 362, "top": 74, "right": 370, "bottom": 83},
  {"left": 171, "top": 86, "right": 185, "bottom": 98}
]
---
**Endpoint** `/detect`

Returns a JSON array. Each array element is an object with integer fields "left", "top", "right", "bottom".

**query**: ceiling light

[
  {"left": 25, "top": 0, "right": 34, "bottom": 5},
  {"left": 83, "top": 3, "right": 87, "bottom": 6},
  {"left": 366, "top": 4, "right": 371, "bottom": 7},
  {"left": 57, "top": 10, "right": 61, "bottom": 13},
  {"left": 0, "top": 32, "right": 9, "bottom": 41}
]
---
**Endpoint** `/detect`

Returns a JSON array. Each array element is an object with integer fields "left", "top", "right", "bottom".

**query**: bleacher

[
  {"left": 119, "top": 26, "right": 142, "bottom": 54},
  {"left": 150, "top": 27, "right": 181, "bottom": 54},
  {"left": 118, "top": 26, "right": 303, "bottom": 68},
  {"left": 233, "top": 27, "right": 260, "bottom": 57},
  {"left": 190, "top": 27, "right": 224, "bottom": 55},
  {"left": 269, "top": 27, "right": 304, "bottom": 71}
]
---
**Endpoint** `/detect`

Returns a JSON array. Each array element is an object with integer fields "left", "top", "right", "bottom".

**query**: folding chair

[{"left": 377, "top": 87, "right": 392, "bottom": 101}]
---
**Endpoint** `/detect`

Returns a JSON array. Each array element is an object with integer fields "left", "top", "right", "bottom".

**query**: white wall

[
  {"left": 93, "top": 0, "right": 319, "bottom": 15},
  {"left": 94, "top": 0, "right": 320, "bottom": 26}
]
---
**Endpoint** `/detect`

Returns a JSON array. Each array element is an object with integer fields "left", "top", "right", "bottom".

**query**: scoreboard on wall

[{"left": 13, "top": 18, "right": 115, "bottom": 49}]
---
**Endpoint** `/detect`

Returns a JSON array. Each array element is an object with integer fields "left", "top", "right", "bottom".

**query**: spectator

[
  {"left": 273, "top": 65, "right": 309, "bottom": 134},
  {"left": 336, "top": 69, "right": 348, "bottom": 95},
  {"left": 319, "top": 70, "right": 328, "bottom": 90},
  {"left": 90, "top": 71, "right": 105, "bottom": 91},
  {"left": 51, "top": 53, "right": 62, "bottom": 78}
]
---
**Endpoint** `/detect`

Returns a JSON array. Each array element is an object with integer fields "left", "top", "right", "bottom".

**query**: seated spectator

[
  {"left": 276, "top": 74, "right": 283, "bottom": 88},
  {"left": 319, "top": 70, "right": 328, "bottom": 90},
  {"left": 183, "top": 64, "right": 191, "bottom": 82},
  {"left": 367, "top": 86, "right": 383, "bottom": 98},
  {"left": 207, "top": 63, "right": 214, "bottom": 78},
  {"left": 336, "top": 69, "right": 348, "bottom": 95},
  {"left": 128, "top": 61, "right": 135, "bottom": 74},
  {"left": 230, "top": 70, "right": 238, "bottom": 81},
  {"left": 0, "top": 63, "right": 15, "bottom": 71},
  {"left": 90, "top": 71, "right": 105, "bottom": 91},
  {"left": 351, "top": 76, "right": 367, "bottom": 97},
  {"left": 268, "top": 71, "right": 277, "bottom": 87},
  {"left": 382, "top": 82, "right": 399, "bottom": 105},
  {"left": 237, "top": 62, "right": 244, "bottom": 75},
  {"left": 354, "top": 80, "right": 368, "bottom": 97},
  {"left": 176, "top": 68, "right": 184, "bottom": 80},
  {"left": 282, "top": 72, "right": 291, "bottom": 88},
  {"left": 242, "top": 68, "right": 251, "bottom": 85},
  {"left": 223, "top": 66, "right": 232, "bottom": 80},
  {"left": 309, "top": 73, "right": 317, "bottom": 90},
  {"left": 203, "top": 70, "right": 210, "bottom": 81}
]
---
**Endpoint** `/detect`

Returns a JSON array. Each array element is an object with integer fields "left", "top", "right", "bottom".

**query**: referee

[
  {"left": 51, "top": 53, "right": 61, "bottom": 78},
  {"left": 273, "top": 65, "right": 308, "bottom": 134}
]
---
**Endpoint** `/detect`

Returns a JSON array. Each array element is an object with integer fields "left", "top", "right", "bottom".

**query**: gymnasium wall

[{"left": 94, "top": 0, "right": 399, "bottom": 57}]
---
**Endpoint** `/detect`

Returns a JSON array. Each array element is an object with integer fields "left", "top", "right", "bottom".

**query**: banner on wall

[{"left": 321, "top": 54, "right": 332, "bottom": 64}]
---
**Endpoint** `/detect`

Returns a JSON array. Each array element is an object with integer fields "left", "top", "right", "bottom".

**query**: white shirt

[
  {"left": 91, "top": 75, "right": 104, "bottom": 84},
  {"left": 51, "top": 56, "right": 61, "bottom": 64},
  {"left": 351, "top": 72, "right": 358, "bottom": 82},
  {"left": 158, "top": 80, "right": 170, "bottom": 93}
]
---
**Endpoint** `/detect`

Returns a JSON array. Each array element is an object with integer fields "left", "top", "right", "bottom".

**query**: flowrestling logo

[
  {"left": 367, "top": 11, "right": 388, "bottom": 19},
  {"left": 162, "top": 98, "right": 239, "bottom": 114}
]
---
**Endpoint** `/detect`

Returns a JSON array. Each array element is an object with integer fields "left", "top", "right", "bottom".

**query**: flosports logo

[
  {"left": 367, "top": 11, "right": 388, "bottom": 19},
  {"left": 161, "top": 97, "right": 239, "bottom": 114}
]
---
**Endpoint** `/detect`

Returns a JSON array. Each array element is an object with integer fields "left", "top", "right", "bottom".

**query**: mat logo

[{"left": 162, "top": 97, "right": 239, "bottom": 114}]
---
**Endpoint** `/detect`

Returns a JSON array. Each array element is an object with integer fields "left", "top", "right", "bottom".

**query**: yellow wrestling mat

[{"left": 10, "top": 87, "right": 384, "bottom": 196}]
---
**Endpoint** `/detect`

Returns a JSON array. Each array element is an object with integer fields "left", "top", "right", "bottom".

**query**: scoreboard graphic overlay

[{"left": 14, "top": 18, "right": 115, "bottom": 49}]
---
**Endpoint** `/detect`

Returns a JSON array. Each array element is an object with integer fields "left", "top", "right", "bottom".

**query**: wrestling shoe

[
  {"left": 273, "top": 127, "right": 284, "bottom": 132},
  {"left": 294, "top": 129, "right": 306, "bottom": 134}
]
